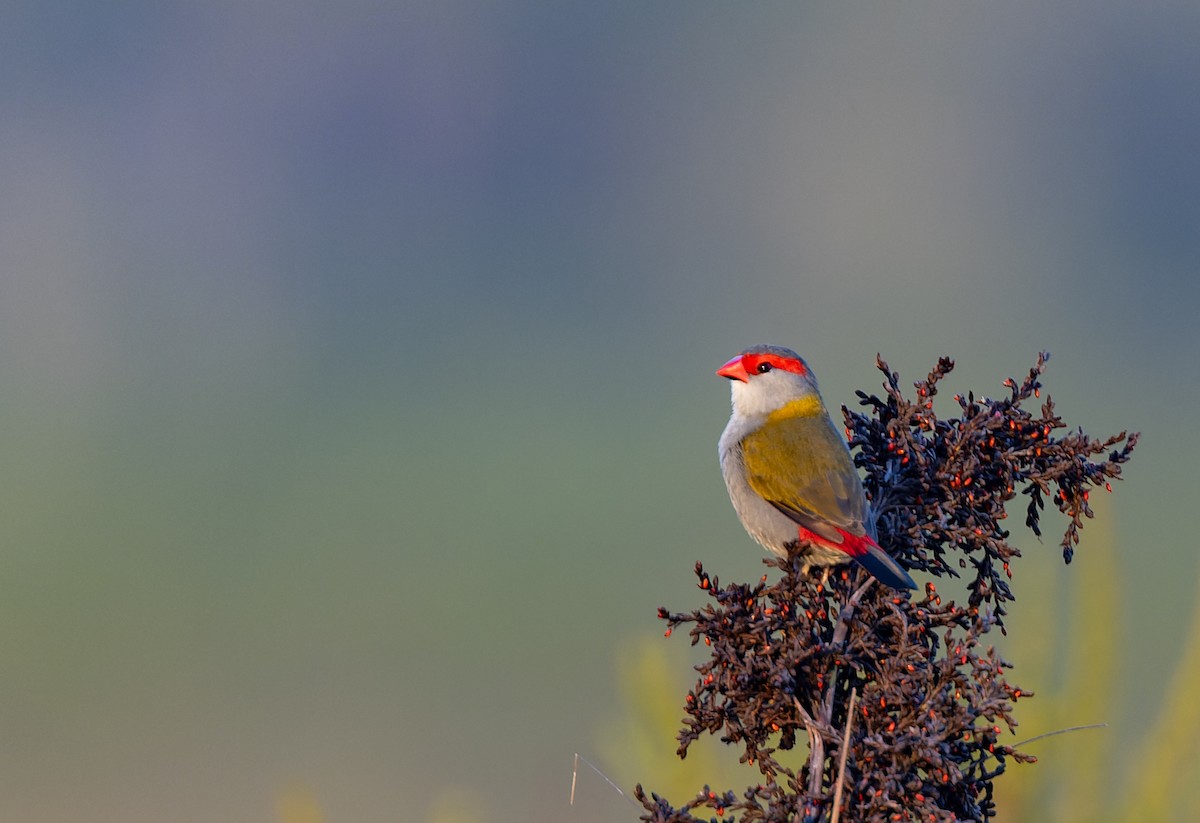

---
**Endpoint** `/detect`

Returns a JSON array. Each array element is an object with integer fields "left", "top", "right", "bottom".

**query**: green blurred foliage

[
  {"left": 1000, "top": 509, "right": 1200, "bottom": 821},
  {"left": 598, "top": 637, "right": 746, "bottom": 802}
]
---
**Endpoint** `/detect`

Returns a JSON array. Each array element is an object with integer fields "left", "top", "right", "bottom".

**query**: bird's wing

[{"left": 740, "top": 412, "right": 868, "bottom": 540}]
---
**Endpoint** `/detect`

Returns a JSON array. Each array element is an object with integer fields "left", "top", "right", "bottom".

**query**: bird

[{"left": 717, "top": 345, "right": 916, "bottom": 590}]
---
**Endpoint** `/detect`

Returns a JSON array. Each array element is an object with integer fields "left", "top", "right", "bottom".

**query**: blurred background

[{"left": 1, "top": 2, "right": 1198, "bottom": 821}]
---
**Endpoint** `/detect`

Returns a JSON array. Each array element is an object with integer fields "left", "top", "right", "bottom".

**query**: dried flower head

[{"left": 638, "top": 353, "right": 1137, "bottom": 823}]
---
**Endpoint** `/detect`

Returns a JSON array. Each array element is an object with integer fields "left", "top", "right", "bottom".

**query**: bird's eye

[{"left": 756, "top": 362, "right": 773, "bottom": 374}]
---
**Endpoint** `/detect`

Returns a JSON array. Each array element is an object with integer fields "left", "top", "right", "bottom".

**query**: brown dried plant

[{"left": 637, "top": 353, "right": 1137, "bottom": 822}]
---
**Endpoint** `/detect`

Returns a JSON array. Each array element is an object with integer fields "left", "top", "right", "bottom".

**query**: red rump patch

[
  {"left": 797, "top": 525, "right": 874, "bottom": 557},
  {"left": 742, "top": 352, "right": 808, "bottom": 376},
  {"left": 797, "top": 522, "right": 916, "bottom": 590}
]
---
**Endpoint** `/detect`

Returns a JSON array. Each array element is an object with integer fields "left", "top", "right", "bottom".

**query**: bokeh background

[{"left": 2, "top": 2, "right": 1198, "bottom": 821}]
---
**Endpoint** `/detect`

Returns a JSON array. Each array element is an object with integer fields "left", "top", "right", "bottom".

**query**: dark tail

[{"left": 855, "top": 542, "right": 916, "bottom": 590}]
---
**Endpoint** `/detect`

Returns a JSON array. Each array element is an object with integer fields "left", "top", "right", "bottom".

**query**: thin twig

[
  {"left": 793, "top": 697, "right": 836, "bottom": 738},
  {"left": 570, "top": 752, "right": 639, "bottom": 808},
  {"left": 832, "top": 577, "right": 876, "bottom": 649},
  {"left": 570, "top": 753, "right": 578, "bottom": 805},
  {"left": 976, "top": 723, "right": 1109, "bottom": 768},
  {"left": 830, "top": 687, "right": 858, "bottom": 823},
  {"left": 1014, "top": 723, "right": 1107, "bottom": 748}
]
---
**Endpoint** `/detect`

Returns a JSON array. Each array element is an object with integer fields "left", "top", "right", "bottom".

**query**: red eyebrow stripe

[{"left": 742, "top": 352, "right": 808, "bottom": 376}]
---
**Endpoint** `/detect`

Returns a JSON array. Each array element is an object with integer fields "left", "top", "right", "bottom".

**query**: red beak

[{"left": 717, "top": 356, "right": 750, "bottom": 383}]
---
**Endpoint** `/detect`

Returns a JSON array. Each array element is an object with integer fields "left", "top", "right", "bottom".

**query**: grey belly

[{"left": 720, "top": 448, "right": 799, "bottom": 556}]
